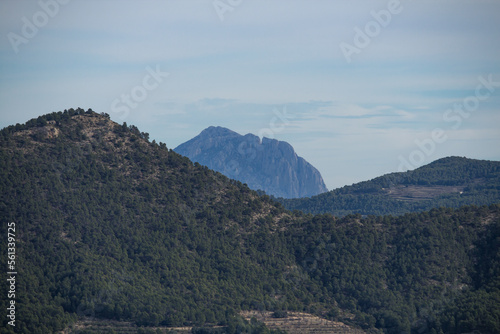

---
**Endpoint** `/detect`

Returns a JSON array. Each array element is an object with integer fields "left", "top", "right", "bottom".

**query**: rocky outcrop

[{"left": 174, "top": 126, "right": 328, "bottom": 198}]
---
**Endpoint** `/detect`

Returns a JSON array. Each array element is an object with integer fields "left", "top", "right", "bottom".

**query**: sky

[{"left": 1, "top": 0, "right": 499, "bottom": 190}]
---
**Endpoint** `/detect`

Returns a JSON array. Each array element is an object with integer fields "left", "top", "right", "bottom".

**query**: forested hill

[
  {"left": 0, "top": 109, "right": 310, "bottom": 333},
  {"left": 0, "top": 109, "right": 499, "bottom": 334},
  {"left": 280, "top": 156, "right": 500, "bottom": 216}
]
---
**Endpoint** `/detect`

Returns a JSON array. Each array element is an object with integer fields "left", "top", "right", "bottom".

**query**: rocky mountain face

[{"left": 174, "top": 126, "right": 328, "bottom": 198}]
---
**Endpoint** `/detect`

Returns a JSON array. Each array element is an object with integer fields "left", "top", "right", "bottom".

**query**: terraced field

[
  {"left": 63, "top": 312, "right": 367, "bottom": 334},
  {"left": 384, "top": 185, "right": 465, "bottom": 201},
  {"left": 61, "top": 318, "right": 192, "bottom": 333},
  {"left": 241, "top": 311, "right": 366, "bottom": 334}
]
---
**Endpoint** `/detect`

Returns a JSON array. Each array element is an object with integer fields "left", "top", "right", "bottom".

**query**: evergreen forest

[
  {"left": 0, "top": 109, "right": 498, "bottom": 334},
  {"left": 279, "top": 156, "right": 500, "bottom": 216}
]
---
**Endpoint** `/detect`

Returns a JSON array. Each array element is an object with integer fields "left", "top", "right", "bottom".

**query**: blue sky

[{"left": 1, "top": 0, "right": 499, "bottom": 190}]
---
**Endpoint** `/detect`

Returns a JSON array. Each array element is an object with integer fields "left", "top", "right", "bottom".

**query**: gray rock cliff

[{"left": 174, "top": 126, "right": 328, "bottom": 198}]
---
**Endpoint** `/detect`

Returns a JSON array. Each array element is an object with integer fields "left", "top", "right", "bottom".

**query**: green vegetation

[
  {"left": 0, "top": 109, "right": 313, "bottom": 333},
  {"left": 285, "top": 206, "right": 500, "bottom": 334},
  {"left": 279, "top": 156, "right": 500, "bottom": 216},
  {"left": 0, "top": 110, "right": 499, "bottom": 334}
]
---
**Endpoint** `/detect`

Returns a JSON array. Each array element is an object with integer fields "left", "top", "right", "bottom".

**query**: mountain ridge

[
  {"left": 280, "top": 156, "right": 500, "bottom": 216},
  {"left": 174, "top": 126, "right": 328, "bottom": 199}
]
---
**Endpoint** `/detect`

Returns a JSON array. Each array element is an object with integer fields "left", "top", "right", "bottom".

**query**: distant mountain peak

[
  {"left": 200, "top": 126, "right": 239, "bottom": 137},
  {"left": 175, "top": 126, "right": 328, "bottom": 198}
]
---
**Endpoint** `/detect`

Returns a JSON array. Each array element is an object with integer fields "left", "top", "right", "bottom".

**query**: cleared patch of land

[
  {"left": 241, "top": 311, "right": 366, "bottom": 334},
  {"left": 61, "top": 318, "right": 192, "bottom": 333},
  {"left": 384, "top": 185, "right": 464, "bottom": 201},
  {"left": 64, "top": 313, "right": 366, "bottom": 334}
]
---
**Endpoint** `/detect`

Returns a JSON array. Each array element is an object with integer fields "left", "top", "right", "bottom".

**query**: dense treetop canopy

[{"left": 0, "top": 109, "right": 498, "bottom": 334}]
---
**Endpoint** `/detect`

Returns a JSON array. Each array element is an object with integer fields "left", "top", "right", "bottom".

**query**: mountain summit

[{"left": 174, "top": 126, "right": 328, "bottom": 198}]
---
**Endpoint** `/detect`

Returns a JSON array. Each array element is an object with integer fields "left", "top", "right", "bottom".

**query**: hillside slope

[
  {"left": 0, "top": 109, "right": 320, "bottom": 333},
  {"left": 0, "top": 109, "right": 499, "bottom": 334},
  {"left": 174, "top": 126, "right": 328, "bottom": 198},
  {"left": 280, "top": 156, "right": 500, "bottom": 216}
]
